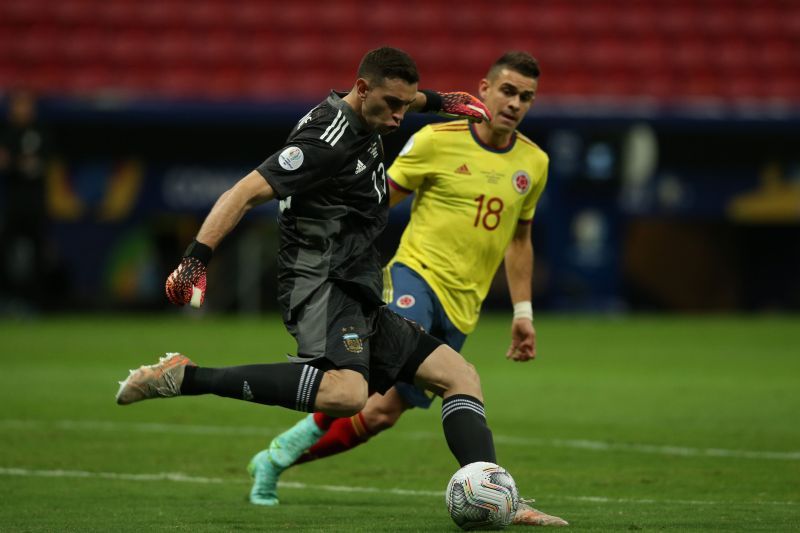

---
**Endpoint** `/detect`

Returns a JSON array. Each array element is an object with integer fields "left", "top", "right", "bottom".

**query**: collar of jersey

[
  {"left": 328, "top": 91, "right": 370, "bottom": 136},
  {"left": 469, "top": 122, "right": 516, "bottom": 154}
]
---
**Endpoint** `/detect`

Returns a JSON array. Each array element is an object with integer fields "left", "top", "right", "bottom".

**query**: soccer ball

[{"left": 445, "top": 461, "right": 519, "bottom": 530}]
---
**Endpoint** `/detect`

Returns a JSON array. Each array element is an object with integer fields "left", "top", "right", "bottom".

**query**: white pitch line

[
  {"left": 0, "top": 467, "right": 796, "bottom": 507},
  {"left": 0, "top": 467, "right": 226, "bottom": 484},
  {"left": 2, "top": 418, "right": 798, "bottom": 461}
]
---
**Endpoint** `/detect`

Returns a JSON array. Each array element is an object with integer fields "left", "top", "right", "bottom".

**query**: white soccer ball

[{"left": 445, "top": 461, "right": 519, "bottom": 530}]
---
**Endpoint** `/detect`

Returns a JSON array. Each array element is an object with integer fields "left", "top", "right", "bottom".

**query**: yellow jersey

[{"left": 385, "top": 120, "right": 549, "bottom": 334}]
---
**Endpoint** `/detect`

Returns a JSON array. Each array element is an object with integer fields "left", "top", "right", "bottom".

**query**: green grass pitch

[{"left": 1, "top": 314, "right": 798, "bottom": 531}]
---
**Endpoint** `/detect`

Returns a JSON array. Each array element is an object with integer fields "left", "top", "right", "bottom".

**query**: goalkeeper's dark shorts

[{"left": 284, "top": 280, "right": 442, "bottom": 394}]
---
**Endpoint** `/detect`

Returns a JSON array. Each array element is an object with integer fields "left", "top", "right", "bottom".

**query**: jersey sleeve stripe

[
  {"left": 320, "top": 110, "right": 345, "bottom": 142},
  {"left": 517, "top": 218, "right": 533, "bottom": 225},
  {"left": 387, "top": 175, "right": 413, "bottom": 193},
  {"left": 329, "top": 121, "right": 349, "bottom": 146}
]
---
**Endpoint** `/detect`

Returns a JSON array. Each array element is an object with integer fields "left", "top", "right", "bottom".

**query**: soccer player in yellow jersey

[{"left": 249, "top": 52, "right": 567, "bottom": 527}]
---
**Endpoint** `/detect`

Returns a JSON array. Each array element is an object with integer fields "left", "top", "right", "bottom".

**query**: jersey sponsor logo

[
  {"left": 398, "top": 136, "right": 415, "bottom": 157},
  {"left": 396, "top": 294, "right": 416, "bottom": 308},
  {"left": 355, "top": 159, "right": 367, "bottom": 174},
  {"left": 342, "top": 332, "right": 364, "bottom": 353},
  {"left": 278, "top": 146, "right": 304, "bottom": 171},
  {"left": 512, "top": 170, "right": 531, "bottom": 194},
  {"left": 320, "top": 109, "right": 348, "bottom": 146},
  {"left": 483, "top": 169, "right": 503, "bottom": 184},
  {"left": 455, "top": 163, "right": 471, "bottom": 175}
]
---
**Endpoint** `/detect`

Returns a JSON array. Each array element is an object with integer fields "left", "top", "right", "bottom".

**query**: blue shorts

[{"left": 386, "top": 262, "right": 467, "bottom": 408}]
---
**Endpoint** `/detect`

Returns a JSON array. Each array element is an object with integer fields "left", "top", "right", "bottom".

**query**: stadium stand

[{"left": 1, "top": 0, "right": 798, "bottom": 104}]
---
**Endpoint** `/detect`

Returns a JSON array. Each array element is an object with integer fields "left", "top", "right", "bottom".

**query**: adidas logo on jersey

[
  {"left": 455, "top": 164, "right": 471, "bottom": 175},
  {"left": 355, "top": 159, "right": 367, "bottom": 174},
  {"left": 242, "top": 380, "right": 254, "bottom": 401}
]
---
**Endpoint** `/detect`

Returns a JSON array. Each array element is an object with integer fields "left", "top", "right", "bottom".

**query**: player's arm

[
  {"left": 411, "top": 90, "right": 491, "bottom": 122},
  {"left": 165, "top": 171, "right": 275, "bottom": 307},
  {"left": 504, "top": 222, "right": 536, "bottom": 362},
  {"left": 195, "top": 170, "right": 275, "bottom": 249}
]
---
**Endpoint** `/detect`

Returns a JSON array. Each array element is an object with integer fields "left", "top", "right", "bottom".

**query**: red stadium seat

[
  {"left": 61, "top": 28, "right": 107, "bottom": 64},
  {"left": 94, "top": 0, "right": 141, "bottom": 28},
  {"left": 63, "top": 64, "right": 116, "bottom": 96},
  {"left": 106, "top": 29, "right": 155, "bottom": 67},
  {"left": 1, "top": 0, "right": 52, "bottom": 23},
  {"left": 0, "top": 0, "right": 797, "bottom": 105},
  {"left": 615, "top": 6, "right": 658, "bottom": 36},
  {"left": 9, "top": 24, "right": 59, "bottom": 64},
  {"left": 185, "top": 0, "right": 233, "bottom": 29},
  {"left": 51, "top": 0, "right": 95, "bottom": 25}
]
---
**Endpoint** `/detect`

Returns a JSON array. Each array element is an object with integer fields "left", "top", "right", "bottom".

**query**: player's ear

[
  {"left": 478, "top": 78, "right": 490, "bottom": 100},
  {"left": 355, "top": 78, "right": 370, "bottom": 101}
]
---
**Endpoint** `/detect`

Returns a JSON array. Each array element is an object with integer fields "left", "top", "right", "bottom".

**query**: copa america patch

[
  {"left": 342, "top": 332, "right": 363, "bottom": 353},
  {"left": 512, "top": 170, "right": 531, "bottom": 194},
  {"left": 278, "top": 146, "right": 304, "bottom": 171},
  {"left": 396, "top": 294, "right": 416, "bottom": 309}
]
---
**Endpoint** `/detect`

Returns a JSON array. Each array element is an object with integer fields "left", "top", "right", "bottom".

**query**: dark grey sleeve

[{"left": 256, "top": 129, "right": 346, "bottom": 199}]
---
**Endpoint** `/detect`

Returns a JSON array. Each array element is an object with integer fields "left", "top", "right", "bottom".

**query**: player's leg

[
  {"left": 247, "top": 282, "right": 373, "bottom": 504},
  {"left": 412, "top": 342, "right": 496, "bottom": 466},
  {"left": 116, "top": 354, "right": 328, "bottom": 410},
  {"left": 425, "top": 304, "right": 568, "bottom": 526},
  {"left": 247, "top": 261, "right": 439, "bottom": 506},
  {"left": 362, "top": 307, "right": 495, "bottom": 467},
  {"left": 118, "top": 281, "right": 370, "bottom": 412},
  {"left": 116, "top": 355, "right": 366, "bottom": 415},
  {"left": 291, "top": 262, "right": 442, "bottom": 463},
  {"left": 294, "top": 386, "right": 410, "bottom": 466}
]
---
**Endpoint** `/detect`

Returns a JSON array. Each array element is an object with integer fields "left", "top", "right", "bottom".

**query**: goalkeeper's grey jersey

[{"left": 257, "top": 92, "right": 389, "bottom": 320}]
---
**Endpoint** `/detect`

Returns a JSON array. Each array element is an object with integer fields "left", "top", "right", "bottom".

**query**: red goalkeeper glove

[
  {"left": 165, "top": 240, "right": 212, "bottom": 308},
  {"left": 420, "top": 90, "right": 492, "bottom": 123}
]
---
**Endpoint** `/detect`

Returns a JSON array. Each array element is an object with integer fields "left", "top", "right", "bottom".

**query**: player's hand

[
  {"left": 165, "top": 257, "right": 207, "bottom": 308},
  {"left": 506, "top": 318, "right": 536, "bottom": 362},
  {"left": 438, "top": 92, "right": 492, "bottom": 123}
]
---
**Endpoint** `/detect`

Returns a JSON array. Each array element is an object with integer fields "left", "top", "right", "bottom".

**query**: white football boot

[
  {"left": 514, "top": 499, "right": 569, "bottom": 527},
  {"left": 116, "top": 353, "right": 195, "bottom": 405}
]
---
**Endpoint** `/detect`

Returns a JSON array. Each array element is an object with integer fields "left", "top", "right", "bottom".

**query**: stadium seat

[{"left": 1, "top": 0, "right": 797, "bottom": 105}]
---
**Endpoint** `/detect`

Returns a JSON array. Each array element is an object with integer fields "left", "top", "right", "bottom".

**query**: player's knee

[
  {"left": 461, "top": 361, "right": 482, "bottom": 391},
  {"left": 335, "top": 391, "right": 368, "bottom": 416},
  {"left": 318, "top": 387, "right": 367, "bottom": 417},
  {"left": 363, "top": 408, "right": 401, "bottom": 432},
  {"left": 449, "top": 360, "right": 483, "bottom": 399},
  {"left": 316, "top": 370, "right": 368, "bottom": 417}
]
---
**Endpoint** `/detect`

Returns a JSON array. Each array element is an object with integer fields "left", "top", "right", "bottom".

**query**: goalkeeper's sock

[
  {"left": 296, "top": 412, "right": 373, "bottom": 464},
  {"left": 441, "top": 394, "right": 496, "bottom": 466},
  {"left": 181, "top": 363, "right": 322, "bottom": 412}
]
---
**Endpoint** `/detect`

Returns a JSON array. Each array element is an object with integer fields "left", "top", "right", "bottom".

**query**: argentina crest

[{"left": 342, "top": 331, "right": 364, "bottom": 353}]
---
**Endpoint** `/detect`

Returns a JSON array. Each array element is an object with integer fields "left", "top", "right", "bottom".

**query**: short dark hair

[
  {"left": 357, "top": 46, "right": 420, "bottom": 85},
  {"left": 487, "top": 51, "right": 541, "bottom": 80}
]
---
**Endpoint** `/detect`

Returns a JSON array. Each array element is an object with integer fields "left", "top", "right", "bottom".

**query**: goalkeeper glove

[
  {"left": 420, "top": 90, "right": 491, "bottom": 123},
  {"left": 165, "top": 240, "right": 212, "bottom": 308}
]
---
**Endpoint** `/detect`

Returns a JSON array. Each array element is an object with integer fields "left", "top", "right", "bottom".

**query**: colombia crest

[{"left": 512, "top": 170, "right": 531, "bottom": 194}]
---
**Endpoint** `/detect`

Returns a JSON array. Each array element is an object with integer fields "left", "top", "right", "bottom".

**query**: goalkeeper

[
  {"left": 116, "top": 46, "right": 509, "bottom": 495},
  {"left": 250, "top": 51, "right": 567, "bottom": 527}
]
